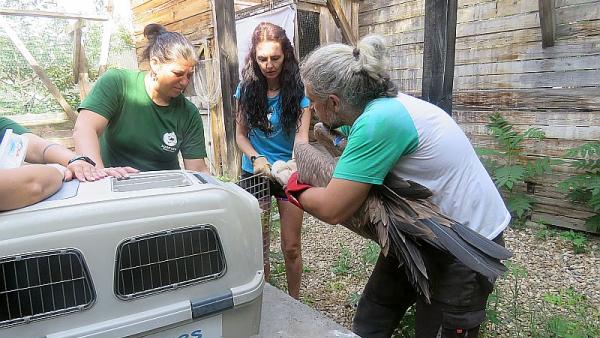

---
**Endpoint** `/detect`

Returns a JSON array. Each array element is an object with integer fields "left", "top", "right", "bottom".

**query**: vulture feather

[{"left": 295, "top": 123, "right": 512, "bottom": 302}]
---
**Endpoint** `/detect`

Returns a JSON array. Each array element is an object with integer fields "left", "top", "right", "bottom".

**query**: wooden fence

[{"left": 359, "top": 0, "right": 600, "bottom": 231}]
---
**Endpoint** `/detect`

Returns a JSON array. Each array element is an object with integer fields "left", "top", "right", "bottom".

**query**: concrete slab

[{"left": 255, "top": 284, "right": 359, "bottom": 338}]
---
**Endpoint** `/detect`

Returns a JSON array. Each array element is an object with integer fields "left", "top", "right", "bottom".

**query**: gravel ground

[{"left": 267, "top": 213, "right": 600, "bottom": 337}]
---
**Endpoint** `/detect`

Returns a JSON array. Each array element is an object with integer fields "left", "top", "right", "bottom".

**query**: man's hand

[
  {"left": 253, "top": 156, "right": 272, "bottom": 177},
  {"left": 284, "top": 171, "right": 312, "bottom": 210},
  {"left": 272, "top": 159, "right": 297, "bottom": 186}
]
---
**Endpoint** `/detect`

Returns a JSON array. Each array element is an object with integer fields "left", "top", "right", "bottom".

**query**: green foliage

[
  {"left": 0, "top": 1, "right": 134, "bottom": 115},
  {"left": 476, "top": 113, "right": 556, "bottom": 223},
  {"left": 542, "top": 288, "right": 600, "bottom": 338},
  {"left": 360, "top": 241, "right": 380, "bottom": 266},
  {"left": 534, "top": 228, "right": 558, "bottom": 241},
  {"left": 392, "top": 305, "right": 416, "bottom": 338},
  {"left": 347, "top": 292, "right": 361, "bottom": 308},
  {"left": 560, "top": 230, "right": 588, "bottom": 254},
  {"left": 559, "top": 142, "right": 600, "bottom": 232},
  {"left": 331, "top": 246, "right": 352, "bottom": 276}
]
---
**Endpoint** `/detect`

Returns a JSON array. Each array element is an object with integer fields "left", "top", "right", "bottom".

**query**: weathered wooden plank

[
  {"left": 453, "top": 88, "right": 600, "bottom": 112},
  {"left": 132, "top": 1, "right": 212, "bottom": 32},
  {"left": 358, "top": 0, "right": 419, "bottom": 13},
  {"left": 539, "top": 0, "right": 556, "bottom": 48},
  {"left": 466, "top": 135, "right": 593, "bottom": 159},
  {"left": 457, "top": 11, "right": 540, "bottom": 38},
  {"left": 531, "top": 212, "right": 589, "bottom": 232},
  {"left": 460, "top": 122, "right": 600, "bottom": 141},
  {"left": 556, "top": 19, "right": 600, "bottom": 39},
  {"left": 454, "top": 69, "right": 600, "bottom": 90},
  {"left": 454, "top": 110, "right": 600, "bottom": 127},
  {"left": 358, "top": 0, "right": 422, "bottom": 27},
  {"left": 555, "top": 0, "right": 600, "bottom": 7},
  {"left": 455, "top": 54, "right": 600, "bottom": 77},
  {"left": 454, "top": 40, "right": 600, "bottom": 65},
  {"left": 555, "top": 1, "right": 600, "bottom": 25},
  {"left": 358, "top": 15, "right": 423, "bottom": 36}
]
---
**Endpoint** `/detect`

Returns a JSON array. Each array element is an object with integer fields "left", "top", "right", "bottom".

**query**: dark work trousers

[{"left": 352, "top": 233, "right": 505, "bottom": 338}]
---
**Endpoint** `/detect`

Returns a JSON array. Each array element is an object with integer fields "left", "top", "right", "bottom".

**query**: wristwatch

[
  {"left": 250, "top": 155, "right": 264, "bottom": 163},
  {"left": 68, "top": 155, "right": 96, "bottom": 167}
]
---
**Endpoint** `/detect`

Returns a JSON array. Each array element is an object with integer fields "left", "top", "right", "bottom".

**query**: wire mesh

[
  {"left": 298, "top": 10, "right": 321, "bottom": 61},
  {"left": 114, "top": 225, "right": 226, "bottom": 300},
  {"left": 236, "top": 174, "right": 272, "bottom": 279},
  {"left": 0, "top": 249, "right": 95, "bottom": 328}
]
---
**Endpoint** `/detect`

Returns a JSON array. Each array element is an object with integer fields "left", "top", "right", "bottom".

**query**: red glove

[{"left": 284, "top": 172, "right": 312, "bottom": 210}]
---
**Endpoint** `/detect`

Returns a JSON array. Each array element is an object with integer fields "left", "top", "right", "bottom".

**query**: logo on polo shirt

[{"left": 161, "top": 131, "right": 177, "bottom": 152}]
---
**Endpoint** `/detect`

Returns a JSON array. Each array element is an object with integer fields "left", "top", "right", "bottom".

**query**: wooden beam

[
  {"left": 214, "top": 0, "right": 241, "bottom": 178},
  {"left": 72, "top": 19, "right": 83, "bottom": 84},
  {"left": 0, "top": 16, "right": 77, "bottom": 122},
  {"left": 98, "top": 0, "right": 114, "bottom": 76},
  {"left": 0, "top": 8, "right": 108, "bottom": 21},
  {"left": 326, "top": 0, "right": 356, "bottom": 45},
  {"left": 421, "top": 0, "right": 458, "bottom": 115},
  {"left": 77, "top": 41, "right": 91, "bottom": 100},
  {"left": 538, "top": 0, "right": 556, "bottom": 48}
]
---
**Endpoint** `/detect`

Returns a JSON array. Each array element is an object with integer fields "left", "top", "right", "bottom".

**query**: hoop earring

[{"left": 151, "top": 71, "right": 158, "bottom": 81}]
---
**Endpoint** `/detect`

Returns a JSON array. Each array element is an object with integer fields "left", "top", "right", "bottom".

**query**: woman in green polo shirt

[{"left": 73, "top": 24, "right": 209, "bottom": 175}]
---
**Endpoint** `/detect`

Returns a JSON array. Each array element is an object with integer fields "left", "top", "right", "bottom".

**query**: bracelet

[
  {"left": 41, "top": 143, "right": 60, "bottom": 163},
  {"left": 250, "top": 155, "right": 265, "bottom": 163}
]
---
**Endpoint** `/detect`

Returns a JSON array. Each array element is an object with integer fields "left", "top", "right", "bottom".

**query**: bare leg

[{"left": 277, "top": 199, "right": 304, "bottom": 299}]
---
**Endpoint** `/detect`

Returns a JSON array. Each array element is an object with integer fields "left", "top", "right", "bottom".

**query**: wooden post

[
  {"left": 0, "top": 16, "right": 77, "bottom": 121},
  {"left": 72, "top": 19, "right": 82, "bottom": 83},
  {"left": 213, "top": 0, "right": 240, "bottom": 179},
  {"left": 71, "top": 19, "right": 91, "bottom": 100},
  {"left": 538, "top": 0, "right": 555, "bottom": 48},
  {"left": 98, "top": 0, "right": 114, "bottom": 75},
  {"left": 421, "top": 0, "right": 458, "bottom": 115},
  {"left": 326, "top": 0, "right": 357, "bottom": 45}
]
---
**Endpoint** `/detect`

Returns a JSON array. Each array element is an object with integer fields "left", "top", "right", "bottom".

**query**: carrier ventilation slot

[
  {"left": 0, "top": 249, "right": 95, "bottom": 328},
  {"left": 115, "top": 225, "right": 226, "bottom": 300},
  {"left": 112, "top": 172, "right": 192, "bottom": 192}
]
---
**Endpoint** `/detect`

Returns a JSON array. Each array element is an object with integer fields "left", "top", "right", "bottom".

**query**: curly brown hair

[{"left": 238, "top": 22, "right": 304, "bottom": 136}]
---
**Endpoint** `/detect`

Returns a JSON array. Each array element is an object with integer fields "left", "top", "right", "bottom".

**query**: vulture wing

[{"left": 295, "top": 124, "right": 512, "bottom": 302}]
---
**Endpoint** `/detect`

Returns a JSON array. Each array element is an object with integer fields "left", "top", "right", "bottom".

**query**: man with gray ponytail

[{"left": 286, "top": 35, "right": 510, "bottom": 338}]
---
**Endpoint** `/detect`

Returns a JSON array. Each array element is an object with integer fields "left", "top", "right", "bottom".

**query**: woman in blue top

[{"left": 235, "top": 22, "right": 311, "bottom": 299}]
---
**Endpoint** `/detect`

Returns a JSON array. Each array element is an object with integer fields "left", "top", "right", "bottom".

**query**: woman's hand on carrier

[{"left": 101, "top": 166, "right": 139, "bottom": 180}]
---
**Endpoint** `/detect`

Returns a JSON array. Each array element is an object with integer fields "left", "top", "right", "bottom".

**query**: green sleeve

[
  {"left": 180, "top": 102, "right": 207, "bottom": 159},
  {"left": 77, "top": 69, "right": 123, "bottom": 120},
  {"left": 333, "top": 110, "right": 418, "bottom": 185},
  {"left": 0, "top": 117, "right": 29, "bottom": 136}
]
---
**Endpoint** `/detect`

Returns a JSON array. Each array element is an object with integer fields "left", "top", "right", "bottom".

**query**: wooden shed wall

[
  {"left": 359, "top": 0, "right": 600, "bottom": 231},
  {"left": 131, "top": 0, "right": 215, "bottom": 68}
]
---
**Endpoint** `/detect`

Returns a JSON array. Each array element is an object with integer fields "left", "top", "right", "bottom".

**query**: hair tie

[{"left": 352, "top": 47, "right": 360, "bottom": 60}]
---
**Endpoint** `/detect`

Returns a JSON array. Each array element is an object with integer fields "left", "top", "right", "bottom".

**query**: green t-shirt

[
  {"left": 0, "top": 117, "right": 29, "bottom": 140},
  {"left": 333, "top": 98, "right": 419, "bottom": 185},
  {"left": 78, "top": 69, "right": 207, "bottom": 171}
]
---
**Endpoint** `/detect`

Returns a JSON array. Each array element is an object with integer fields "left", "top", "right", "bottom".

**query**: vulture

[{"left": 293, "top": 123, "right": 512, "bottom": 302}]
